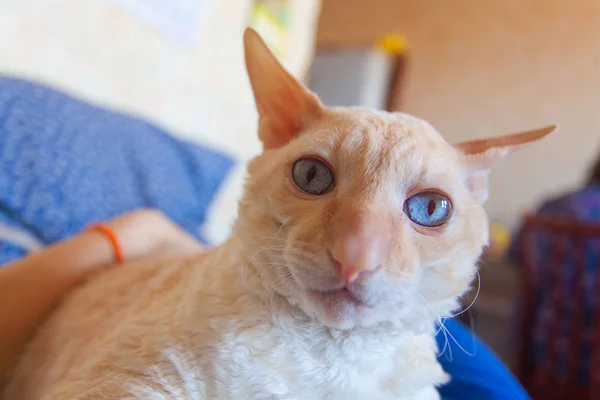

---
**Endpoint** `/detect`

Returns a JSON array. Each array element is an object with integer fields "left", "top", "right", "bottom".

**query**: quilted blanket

[{"left": 0, "top": 77, "right": 234, "bottom": 265}]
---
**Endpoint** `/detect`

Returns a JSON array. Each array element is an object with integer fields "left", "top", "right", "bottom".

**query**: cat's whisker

[
  {"left": 265, "top": 198, "right": 294, "bottom": 237},
  {"left": 465, "top": 308, "right": 477, "bottom": 353},
  {"left": 440, "top": 317, "right": 477, "bottom": 358},
  {"left": 414, "top": 292, "right": 451, "bottom": 357},
  {"left": 416, "top": 289, "right": 477, "bottom": 359},
  {"left": 437, "top": 319, "right": 452, "bottom": 360},
  {"left": 241, "top": 243, "right": 287, "bottom": 291},
  {"left": 271, "top": 264, "right": 292, "bottom": 286},
  {"left": 271, "top": 269, "right": 296, "bottom": 289},
  {"left": 266, "top": 196, "right": 278, "bottom": 229},
  {"left": 254, "top": 259, "right": 294, "bottom": 308},
  {"left": 246, "top": 236, "right": 287, "bottom": 246},
  {"left": 449, "top": 269, "right": 481, "bottom": 320},
  {"left": 239, "top": 263, "right": 249, "bottom": 287},
  {"left": 283, "top": 247, "right": 323, "bottom": 262},
  {"left": 269, "top": 277, "right": 286, "bottom": 309},
  {"left": 260, "top": 272, "right": 295, "bottom": 312},
  {"left": 244, "top": 245, "right": 287, "bottom": 255},
  {"left": 414, "top": 292, "right": 437, "bottom": 319},
  {"left": 243, "top": 226, "right": 288, "bottom": 250},
  {"left": 278, "top": 216, "right": 292, "bottom": 230},
  {"left": 245, "top": 242, "right": 286, "bottom": 266}
]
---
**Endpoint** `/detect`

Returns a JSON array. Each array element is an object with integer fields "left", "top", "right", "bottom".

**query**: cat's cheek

[{"left": 419, "top": 261, "right": 478, "bottom": 305}]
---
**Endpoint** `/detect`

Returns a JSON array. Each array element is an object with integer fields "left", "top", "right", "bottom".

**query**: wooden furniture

[{"left": 517, "top": 214, "right": 600, "bottom": 399}]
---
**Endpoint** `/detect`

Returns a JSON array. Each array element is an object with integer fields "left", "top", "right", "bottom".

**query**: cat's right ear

[
  {"left": 455, "top": 124, "right": 558, "bottom": 204},
  {"left": 244, "top": 27, "right": 323, "bottom": 149}
]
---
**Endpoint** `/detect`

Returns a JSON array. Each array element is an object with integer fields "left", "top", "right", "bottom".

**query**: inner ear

[
  {"left": 455, "top": 124, "right": 558, "bottom": 204},
  {"left": 244, "top": 28, "right": 323, "bottom": 149},
  {"left": 464, "top": 170, "right": 490, "bottom": 204},
  {"left": 455, "top": 124, "right": 558, "bottom": 170}
]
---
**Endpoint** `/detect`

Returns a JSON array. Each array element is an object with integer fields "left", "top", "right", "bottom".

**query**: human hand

[
  {"left": 0, "top": 210, "right": 204, "bottom": 382},
  {"left": 102, "top": 209, "right": 204, "bottom": 261}
]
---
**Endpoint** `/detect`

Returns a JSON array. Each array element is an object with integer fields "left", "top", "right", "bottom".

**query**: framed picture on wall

[{"left": 248, "top": 0, "right": 292, "bottom": 60}]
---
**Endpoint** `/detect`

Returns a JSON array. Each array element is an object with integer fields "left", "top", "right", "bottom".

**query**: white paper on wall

[{"left": 113, "top": 0, "right": 205, "bottom": 44}]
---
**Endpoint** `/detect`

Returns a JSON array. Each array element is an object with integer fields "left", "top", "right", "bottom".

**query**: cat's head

[{"left": 237, "top": 28, "right": 556, "bottom": 330}]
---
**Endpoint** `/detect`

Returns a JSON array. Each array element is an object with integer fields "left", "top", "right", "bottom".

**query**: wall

[
  {"left": 317, "top": 0, "right": 600, "bottom": 228},
  {"left": 0, "top": 0, "right": 321, "bottom": 162}
]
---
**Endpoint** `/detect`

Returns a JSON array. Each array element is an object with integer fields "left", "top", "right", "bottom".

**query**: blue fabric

[
  {"left": 436, "top": 319, "right": 530, "bottom": 400},
  {"left": 0, "top": 76, "right": 528, "bottom": 399},
  {"left": 0, "top": 241, "right": 28, "bottom": 263},
  {"left": 0, "top": 76, "right": 234, "bottom": 265}
]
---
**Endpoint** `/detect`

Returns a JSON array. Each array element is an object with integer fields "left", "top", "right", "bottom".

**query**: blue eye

[{"left": 404, "top": 191, "right": 453, "bottom": 227}]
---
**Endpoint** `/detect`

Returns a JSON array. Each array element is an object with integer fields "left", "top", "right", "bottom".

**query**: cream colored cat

[{"left": 4, "top": 29, "right": 556, "bottom": 400}]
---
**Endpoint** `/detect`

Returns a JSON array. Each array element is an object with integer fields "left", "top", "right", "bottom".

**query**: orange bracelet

[{"left": 86, "top": 223, "right": 125, "bottom": 263}]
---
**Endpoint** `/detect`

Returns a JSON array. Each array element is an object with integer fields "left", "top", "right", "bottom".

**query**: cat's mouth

[{"left": 309, "top": 287, "right": 372, "bottom": 308}]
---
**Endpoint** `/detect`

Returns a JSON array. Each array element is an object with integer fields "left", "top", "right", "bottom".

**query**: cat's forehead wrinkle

[
  {"left": 329, "top": 111, "right": 447, "bottom": 163},
  {"left": 298, "top": 109, "right": 458, "bottom": 196},
  {"left": 324, "top": 107, "right": 448, "bottom": 147},
  {"left": 302, "top": 128, "right": 341, "bottom": 160}
]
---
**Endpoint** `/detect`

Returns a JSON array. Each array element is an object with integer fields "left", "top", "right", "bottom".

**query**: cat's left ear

[
  {"left": 244, "top": 27, "right": 324, "bottom": 149},
  {"left": 455, "top": 124, "right": 558, "bottom": 203}
]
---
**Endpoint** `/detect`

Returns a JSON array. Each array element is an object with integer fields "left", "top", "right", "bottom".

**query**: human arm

[{"left": 0, "top": 209, "right": 202, "bottom": 382}]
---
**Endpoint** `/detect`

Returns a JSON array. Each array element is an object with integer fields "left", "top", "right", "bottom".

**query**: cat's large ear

[
  {"left": 455, "top": 124, "right": 558, "bottom": 203},
  {"left": 244, "top": 27, "right": 323, "bottom": 149}
]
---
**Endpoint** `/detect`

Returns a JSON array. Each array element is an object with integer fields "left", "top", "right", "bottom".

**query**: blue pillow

[
  {"left": 436, "top": 319, "right": 530, "bottom": 400},
  {"left": 0, "top": 76, "right": 234, "bottom": 265}
]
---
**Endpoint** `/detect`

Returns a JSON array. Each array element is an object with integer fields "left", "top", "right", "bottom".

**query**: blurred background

[{"left": 1, "top": 0, "right": 600, "bottom": 398}]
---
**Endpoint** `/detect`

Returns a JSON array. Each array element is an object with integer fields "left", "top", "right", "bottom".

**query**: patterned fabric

[
  {"left": 0, "top": 76, "right": 234, "bottom": 266},
  {"left": 511, "top": 185, "right": 600, "bottom": 384},
  {"left": 536, "top": 185, "right": 600, "bottom": 221},
  {"left": 511, "top": 185, "right": 600, "bottom": 263}
]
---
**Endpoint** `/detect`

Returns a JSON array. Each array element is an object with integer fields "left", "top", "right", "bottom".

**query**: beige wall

[
  {"left": 0, "top": 0, "right": 321, "bottom": 162},
  {"left": 318, "top": 0, "right": 600, "bottom": 229}
]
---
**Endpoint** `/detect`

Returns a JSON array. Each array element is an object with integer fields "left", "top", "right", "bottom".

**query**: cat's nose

[
  {"left": 329, "top": 251, "right": 382, "bottom": 283},
  {"left": 328, "top": 211, "right": 390, "bottom": 283}
]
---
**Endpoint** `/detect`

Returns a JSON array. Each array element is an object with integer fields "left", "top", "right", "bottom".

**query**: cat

[{"left": 3, "top": 28, "right": 556, "bottom": 400}]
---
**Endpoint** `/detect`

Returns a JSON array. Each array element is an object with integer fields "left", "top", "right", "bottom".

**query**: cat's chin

[{"left": 303, "top": 288, "right": 398, "bottom": 330}]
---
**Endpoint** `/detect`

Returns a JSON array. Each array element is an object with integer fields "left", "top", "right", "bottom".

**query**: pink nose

[
  {"left": 328, "top": 211, "right": 390, "bottom": 284},
  {"left": 329, "top": 253, "right": 380, "bottom": 283}
]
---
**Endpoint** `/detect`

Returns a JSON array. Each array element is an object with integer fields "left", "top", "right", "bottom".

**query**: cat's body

[
  {"left": 5, "top": 239, "right": 445, "bottom": 400},
  {"left": 4, "top": 29, "right": 556, "bottom": 399}
]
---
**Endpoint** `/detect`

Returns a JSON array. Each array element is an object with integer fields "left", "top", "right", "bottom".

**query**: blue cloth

[
  {"left": 436, "top": 319, "right": 530, "bottom": 399},
  {"left": 0, "top": 76, "right": 234, "bottom": 265},
  {"left": 0, "top": 76, "right": 529, "bottom": 399}
]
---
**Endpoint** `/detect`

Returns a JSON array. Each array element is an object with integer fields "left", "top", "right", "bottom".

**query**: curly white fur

[{"left": 4, "top": 240, "right": 448, "bottom": 399}]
